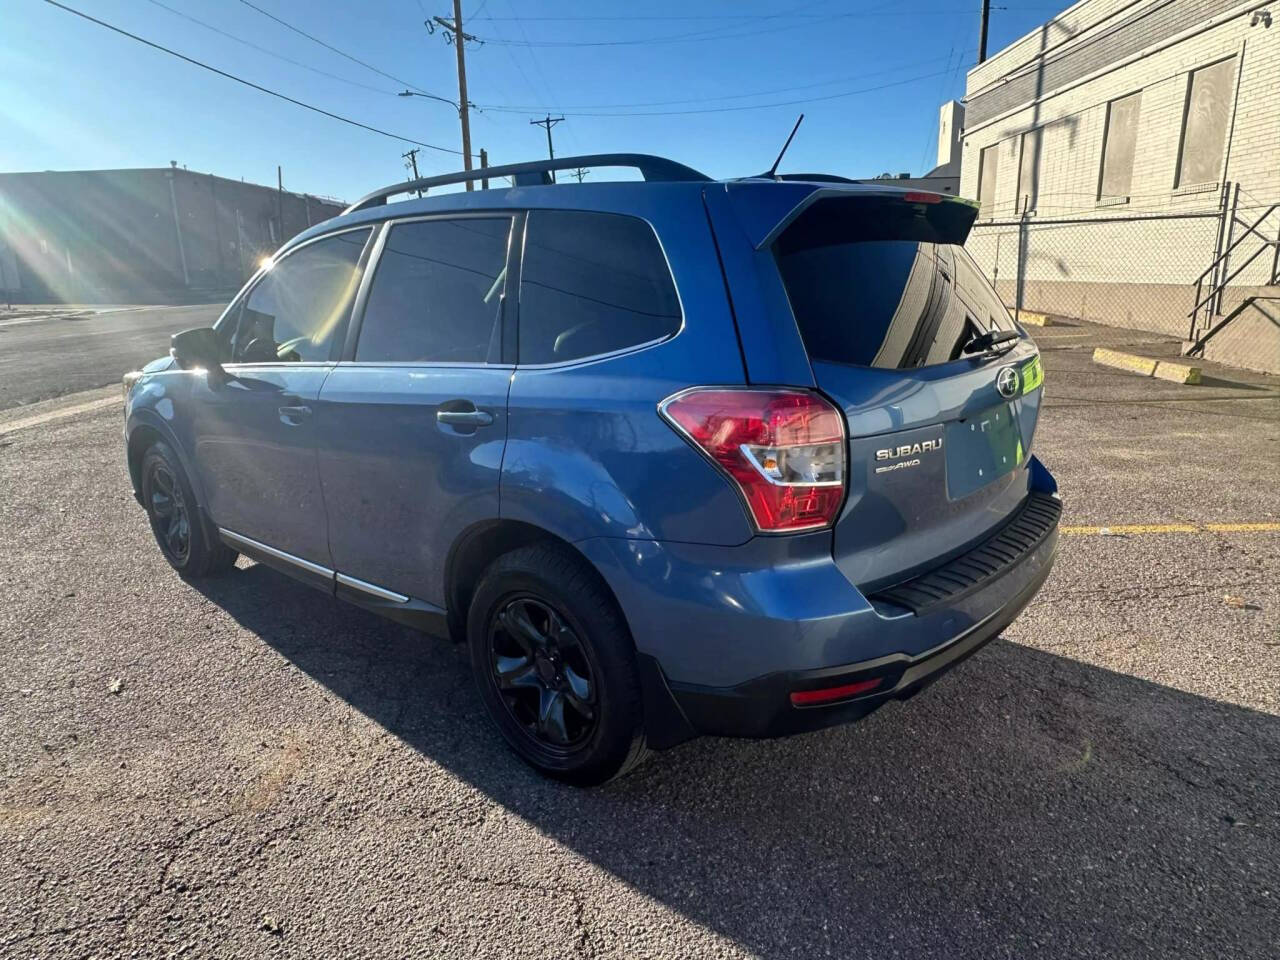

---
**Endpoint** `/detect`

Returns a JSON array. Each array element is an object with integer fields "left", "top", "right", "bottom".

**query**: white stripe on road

[
  {"left": 0, "top": 396, "right": 122, "bottom": 436},
  {"left": 0, "top": 312, "right": 89, "bottom": 328},
  {"left": 0, "top": 306, "right": 150, "bottom": 328}
]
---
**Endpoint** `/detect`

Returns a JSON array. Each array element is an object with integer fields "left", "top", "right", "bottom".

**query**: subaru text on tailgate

[{"left": 123, "top": 154, "right": 1060, "bottom": 785}]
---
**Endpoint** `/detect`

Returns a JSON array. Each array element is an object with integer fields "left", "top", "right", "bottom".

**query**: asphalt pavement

[
  {"left": 0, "top": 319, "right": 1277, "bottom": 958},
  {"left": 0, "top": 304, "right": 222, "bottom": 410}
]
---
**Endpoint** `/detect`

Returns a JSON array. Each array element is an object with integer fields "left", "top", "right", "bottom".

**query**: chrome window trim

[
  {"left": 218, "top": 529, "right": 334, "bottom": 578},
  {"left": 336, "top": 572, "right": 409, "bottom": 604},
  {"left": 348, "top": 219, "right": 391, "bottom": 335},
  {"left": 512, "top": 333, "right": 676, "bottom": 370},
  {"left": 220, "top": 361, "right": 335, "bottom": 372},
  {"left": 332, "top": 361, "right": 516, "bottom": 370}
]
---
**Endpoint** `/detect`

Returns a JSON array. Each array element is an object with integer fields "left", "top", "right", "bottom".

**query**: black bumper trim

[
  {"left": 665, "top": 527, "right": 1057, "bottom": 740},
  {"left": 868, "top": 491, "right": 1062, "bottom": 616}
]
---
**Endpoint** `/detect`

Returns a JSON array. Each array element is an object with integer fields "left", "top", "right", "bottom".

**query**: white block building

[{"left": 959, "top": 0, "right": 1280, "bottom": 372}]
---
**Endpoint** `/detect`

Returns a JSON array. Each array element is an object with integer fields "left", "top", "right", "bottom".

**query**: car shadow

[{"left": 190, "top": 562, "right": 1280, "bottom": 958}]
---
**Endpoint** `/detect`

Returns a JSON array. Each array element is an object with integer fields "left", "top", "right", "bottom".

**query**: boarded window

[
  {"left": 1099, "top": 92, "right": 1141, "bottom": 199},
  {"left": 1017, "top": 128, "right": 1042, "bottom": 212},
  {"left": 977, "top": 144, "right": 999, "bottom": 215},
  {"left": 1176, "top": 58, "right": 1235, "bottom": 188}
]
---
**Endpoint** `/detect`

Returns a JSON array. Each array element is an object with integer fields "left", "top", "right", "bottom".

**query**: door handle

[
  {"left": 278, "top": 404, "right": 312, "bottom": 425},
  {"left": 436, "top": 409, "right": 494, "bottom": 427}
]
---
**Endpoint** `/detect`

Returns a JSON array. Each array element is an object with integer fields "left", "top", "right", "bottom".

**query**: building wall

[
  {"left": 0, "top": 167, "right": 344, "bottom": 303},
  {"left": 958, "top": 0, "right": 1280, "bottom": 370}
]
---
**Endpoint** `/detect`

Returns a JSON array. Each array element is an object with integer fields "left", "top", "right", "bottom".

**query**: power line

[
  {"left": 142, "top": 0, "right": 400, "bottom": 96},
  {"left": 465, "top": 8, "right": 976, "bottom": 46},
  {"left": 41, "top": 0, "right": 466, "bottom": 155},
  {"left": 236, "top": 0, "right": 456, "bottom": 108},
  {"left": 492, "top": 66, "right": 963, "bottom": 118},
  {"left": 470, "top": 8, "right": 1043, "bottom": 20},
  {"left": 475, "top": 51, "right": 973, "bottom": 114}
]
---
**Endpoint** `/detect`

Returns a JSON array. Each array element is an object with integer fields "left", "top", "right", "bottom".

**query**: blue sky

[{"left": 2, "top": 0, "right": 1067, "bottom": 202}]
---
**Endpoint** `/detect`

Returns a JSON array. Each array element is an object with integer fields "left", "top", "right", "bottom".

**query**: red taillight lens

[
  {"left": 902, "top": 191, "right": 943, "bottom": 204},
  {"left": 659, "top": 388, "right": 847, "bottom": 533}
]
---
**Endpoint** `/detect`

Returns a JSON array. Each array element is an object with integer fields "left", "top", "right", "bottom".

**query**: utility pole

[
  {"left": 429, "top": 4, "right": 477, "bottom": 189},
  {"left": 402, "top": 147, "right": 423, "bottom": 196},
  {"left": 276, "top": 165, "right": 285, "bottom": 244},
  {"left": 570, "top": 167, "right": 589, "bottom": 183},
  {"left": 530, "top": 115, "right": 565, "bottom": 181},
  {"left": 402, "top": 147, "right": 421, "bottom": 181},
  {"left": 479, "top": 148, "right": 489, "bottom": 190},
  {"left": 978, "top": 0, "right": 991, "bottom": 62}
]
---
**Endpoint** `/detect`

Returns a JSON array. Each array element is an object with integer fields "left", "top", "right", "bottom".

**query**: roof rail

[{"left": 344, "top": 153, "right": 710, "bottom": 214}]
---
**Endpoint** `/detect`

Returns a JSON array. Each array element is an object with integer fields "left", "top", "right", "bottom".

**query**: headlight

[{"left": 122, "top": 371, "right": 143, "bottom": 401}]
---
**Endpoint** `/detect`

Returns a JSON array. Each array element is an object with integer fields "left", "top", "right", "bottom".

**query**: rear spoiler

[{"left": 721, "top": 180, "right": 980, "bottom": 251}]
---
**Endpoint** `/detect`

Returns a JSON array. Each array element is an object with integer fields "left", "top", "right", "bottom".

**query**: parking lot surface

[{"left": 1, "top": 321, "right": 1277, "bottom": 958}]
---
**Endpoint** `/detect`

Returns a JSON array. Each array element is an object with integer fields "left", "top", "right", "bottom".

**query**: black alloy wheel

[
  {"left": 146, "top": 460, "right": 191, "bottom": 566},
  {"left": 489, "top": 595, "right": 599, "bottom": 750},
  {"left": 138, "top": 441, "right": 237, "bottom": 577},
  {"left": 468, "top": 542, "right": 648, "bottom": 784}
]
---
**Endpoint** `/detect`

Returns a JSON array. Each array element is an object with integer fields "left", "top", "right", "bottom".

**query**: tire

[
  {"left": 140, "top": 441, "right": 237, "bottom": 578},
  {"left": 467, "top": 542, "right": 648, "bottom": 786}
]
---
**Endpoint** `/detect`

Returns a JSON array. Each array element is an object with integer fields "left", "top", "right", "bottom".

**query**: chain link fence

[{"left": 967, "top": 186, "right": 1280, "bottom": 373}]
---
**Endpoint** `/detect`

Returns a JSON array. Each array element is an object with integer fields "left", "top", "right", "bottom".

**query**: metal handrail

[
  {"left": 1190, "top": 203, "right": 1277, "bottom": 288},
  {"left": 1189, "top": 236, "right": 1280, "bottom": 317},
  {"left": 344, "top": 153, "right": 710, "bottom": 214},
  {"left": 1186, "top": 294, "right": 1280, "bottom": 356}
]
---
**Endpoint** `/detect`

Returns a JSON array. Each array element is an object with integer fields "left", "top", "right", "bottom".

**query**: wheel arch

[
  {"left": 444, "top": 518, "right": 696, "bottom": 750},
  {"left": 126, "top": 412, "right": 217, "bottom": 542},
  {"left": 444, "top": 519, "right": 616, "bottom": 642}
]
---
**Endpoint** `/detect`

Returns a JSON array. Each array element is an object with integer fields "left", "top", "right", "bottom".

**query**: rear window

[
  {"left": 774, "top": 198, "right": 1013, "bottom": 369},
  {"left": 518, "top": 210, "right": 681, "bottom": 365}
]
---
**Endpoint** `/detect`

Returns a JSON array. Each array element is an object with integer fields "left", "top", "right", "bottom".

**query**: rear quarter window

[{"left": 518, "top": 210, "right": 681, "bottom": 365}]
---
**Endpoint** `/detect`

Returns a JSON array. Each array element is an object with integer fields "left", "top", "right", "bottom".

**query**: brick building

[
  {"left": 0, "top": 164, "right": 344, "bottom": 304},
  {"left": 959, "top": 0, "right": 1280, "bottom": 372}
]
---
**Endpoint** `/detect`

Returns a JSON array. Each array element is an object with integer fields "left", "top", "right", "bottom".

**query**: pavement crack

[
  {"left": 117, "top": 811, "right": 236, "bottom": 935},
  {"left": 0, "top": 913, "right": 127, "bottom": 949}
]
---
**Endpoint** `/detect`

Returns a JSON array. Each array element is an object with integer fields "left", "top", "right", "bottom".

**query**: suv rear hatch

[{"left": 712, "top": 183, "right": 1046, "bottom": 591}]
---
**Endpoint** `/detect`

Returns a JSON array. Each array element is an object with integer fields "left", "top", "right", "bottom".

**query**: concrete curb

[
  {"left": 1091, "top": 347, "right": 1202, "bottom": 384},
  {"left": 1018, "top": 311, "right": 1058, "bottom": 327},
  {"left": 1152, "top": 359, "right": 1202, "bottom": 385}
]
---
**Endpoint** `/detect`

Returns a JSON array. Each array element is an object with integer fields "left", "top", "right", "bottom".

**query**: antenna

[{"left": 765, "top": 114, "right": 804, "bottom": 180}]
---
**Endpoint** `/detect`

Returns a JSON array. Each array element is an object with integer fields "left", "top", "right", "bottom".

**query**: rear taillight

[{"left": 659, "top": 388, "right": 846, "bottom": 533}]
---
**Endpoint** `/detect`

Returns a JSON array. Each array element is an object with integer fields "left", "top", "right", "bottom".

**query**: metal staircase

[{"left": 1186, "top": 193, "right": 1280, "bottom": 358}]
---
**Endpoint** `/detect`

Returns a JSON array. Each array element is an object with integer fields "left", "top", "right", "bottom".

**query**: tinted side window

[
  {"left": 234, "top": 228, "right": 370, "bottom": 363},
  {"left": 355, "top": 218, "right": 511, "bottom": 363},
  {"left": 518, "top": 210, "right": 681, "bottom": 365}
]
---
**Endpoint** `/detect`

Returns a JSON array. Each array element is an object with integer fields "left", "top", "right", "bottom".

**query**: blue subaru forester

[{"left": 123, "top": 154, "right": 1060, "bottom": 785}]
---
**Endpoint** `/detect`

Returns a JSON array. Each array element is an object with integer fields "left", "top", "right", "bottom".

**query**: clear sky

[{"left": 2, "top": 0, "right": 1068, "bottom": 202}]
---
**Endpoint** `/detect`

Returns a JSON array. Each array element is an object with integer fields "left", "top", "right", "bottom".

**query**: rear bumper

[
  {"left": 578, "top": 458, "right": 1060, "bottom": 746},
  {"left": 666, "top": 527, "right": 1055, "bottom": 739}
]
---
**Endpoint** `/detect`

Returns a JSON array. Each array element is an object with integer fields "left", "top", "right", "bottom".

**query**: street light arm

[{"left": 398, "top": 88, "right": 461, "bottom": 112}]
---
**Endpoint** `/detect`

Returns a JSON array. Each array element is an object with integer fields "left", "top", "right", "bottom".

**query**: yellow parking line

[{"left": 1061, "top": 522, "right": 1280, "bottom": 536}]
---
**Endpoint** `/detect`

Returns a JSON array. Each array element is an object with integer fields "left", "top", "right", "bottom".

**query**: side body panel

[
  {"left": 502, "top": 188, "right": 753, "bottom": 548},
  {"left": 186, "top": 364, "right": 333, "bottom": 565},
  {"left": 701, "top": 183, "right": 816, "bottom": 387},
  {"left": 316, "top": 365, "right": 511, "bottom": 606}
]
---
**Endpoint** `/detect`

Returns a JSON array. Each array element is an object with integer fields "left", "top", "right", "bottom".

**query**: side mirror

[{"left": 170, "top": 327, "right": 226, "bottom": 376}]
